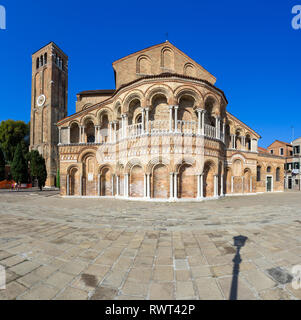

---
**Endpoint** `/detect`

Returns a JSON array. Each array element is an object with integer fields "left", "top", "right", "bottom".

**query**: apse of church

[{"left": 32, "top": 40, "right": 284, "bottom": 199}]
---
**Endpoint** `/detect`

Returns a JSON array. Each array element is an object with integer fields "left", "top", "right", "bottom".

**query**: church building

[{"left": 30, "top": 41, "right": 285, "bottom": 200}]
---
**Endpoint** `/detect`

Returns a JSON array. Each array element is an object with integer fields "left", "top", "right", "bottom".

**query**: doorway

[{"left": 266, "top": 176, "right": 273, "bottom": 192}]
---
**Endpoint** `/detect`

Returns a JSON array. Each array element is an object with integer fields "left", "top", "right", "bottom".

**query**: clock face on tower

[{"left": 37, "top": 94, "right": 46, "bottom": 107}]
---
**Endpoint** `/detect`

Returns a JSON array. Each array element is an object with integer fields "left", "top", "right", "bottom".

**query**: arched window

[
  {"left": 267, "top": 166, "right": 271, "bottom": 173},
  {"left": 135, "top": 114, "right": 142, "bottom": 124},
  {"left": 256, "top": 166, "right": 261, "bottom": 181},
  {"left": 85, "top": 120, "right": 95, "bottom": 143},
  {"left": 40, "top": 55, "right": 43, "bottom": 66},
  {"left": 44, "top": 53, "right": 47, "bottom": 64},
  {"left": 245, "top": 135, "right": 251, "bottom": 151},
  {"left": 36, "top": 57, "right": 40, "bottom": 69},
  {"left": 276, "top": 167, "right": 280, "bottom": 181}
]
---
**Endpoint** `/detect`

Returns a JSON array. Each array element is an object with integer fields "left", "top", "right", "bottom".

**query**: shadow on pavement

[{"left": 229, "top": 235, "right": 248, "bottom": 300}]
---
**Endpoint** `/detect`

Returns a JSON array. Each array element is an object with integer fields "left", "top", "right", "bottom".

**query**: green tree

[
  {"left": 56, "top": 168, "right": 60, "bottom": 188},
  {"left": 0, "top": 148, "right": 5, "bottom": 181},
  {"left": 27, "top": 150, "right": 47, "bottom": 191},
  {"left": 11, "top": 143, "right": 28, "bottom": 184},
  {"left": 0, "top": 120, "right": 30, "bottom": 163}
]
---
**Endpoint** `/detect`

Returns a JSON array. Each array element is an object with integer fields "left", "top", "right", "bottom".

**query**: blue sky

[{"left": 0, "top": 0, "right": 300, "bottom": 147}]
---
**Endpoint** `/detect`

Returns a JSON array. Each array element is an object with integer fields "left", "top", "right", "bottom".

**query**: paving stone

[
  {"left": 218, "top": 276, "right": 257, "bottom": 300},
  {"left": 121, "top": 280, "right": 149, "bottom": 297},
  {"left": 191, "top": 266, "right": 212, "bottom": 278},
  {"left": 259, "top": 287, "right": 294, "bottom": 300},
  {"left": 149, "top": 282, "right": 174, "bottom": 300},
  {"left": 60, "top": 260, "right": 88, "bottom": 275},
  {"left": 195, "top": 278, "right": 224, "bottom": 300},
  {"left": 127, "top": 268, "right": 152, "bottom": 283},
  {"left": 55, "top": 287, "right": 88, "bottom": 300},
  {"left": 0, "top": 281, "right": 27, "bottom": 300},
  {"left": 9, "top": 261, "right": 40, "bottom": 276},
  {"left": 18, "top": 284, "right": 59, "bottom": 300},
  {"left": 243, "top": 269, "right": 277, "bottom": 291},
  {"left": 175, "top": 270, "right": 191, "bottom": 281},
  {"left": 152, "top": 266, "right": 174, "bottom": 282},
  {"left": 0, "top": 256, "right": 25, "bottom": 267},
  {"left": 90, "top": 286, "right": 118, "bottom": 300},
  {"left": 176, "top": 281, "right": 195, "bottom": 299},
  {"left": 45, "top": 272, "right": 74, "bottom": 289}
]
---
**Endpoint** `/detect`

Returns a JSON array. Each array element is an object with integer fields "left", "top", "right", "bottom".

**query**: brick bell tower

[{"left": 30, "top": 42, "right": 68, "bottom": 187}]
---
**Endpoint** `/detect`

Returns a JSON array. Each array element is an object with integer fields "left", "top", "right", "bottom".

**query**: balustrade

[{"left": 63, "top": 120, "right": 224, "bottom": 146}]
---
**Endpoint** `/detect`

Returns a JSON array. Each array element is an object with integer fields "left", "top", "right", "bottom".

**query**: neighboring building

[
  {"left": 29, "top": 42, "right": 68, "bottom": 187},
  {"left": 52, "top": 41, "right": 285, "bottom": 200},
  {"left": 290, "top": 137, "right": 301, "bottom": 190},
  {"left": 267, "top": 140, "right": 293, "bottom": 157},
  {"left": 266, "top": 140, "right": 293, "bottom": 190}
]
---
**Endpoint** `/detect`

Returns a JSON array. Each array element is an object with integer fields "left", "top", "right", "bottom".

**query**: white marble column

[
  {"left": 242, "top": 176, "right": 245, "bottom": 193},
  {"left": 242, "top": 136, "right": 246, "bottom": 150},
  {"left": 66, "top": 175, "right": 70, "bottom": 196},
  {"left": 80, "top": 175, "right": 83, "bottom": 196},
  {"left": 67, "top": 127, "right": 71, "bottom": 144},
  {"left": 174, "top": 106, "right": 179, "bottom": 133},
  {"left": 174, "top": 173, "right": 178, "bottom": 199},
  {"left": 197, "top": 174, "right": 201, "bottom": 198},
  {"left": 170, "top": 173, "right": 174, "bottom": 199},
  {"left": 141, "top": 109, "right": 145, "bottom": 134},
  {"left": 124, "top": 115, "right": 128, "bottom": 138},
  {"left": 231, "top": 135, "right": 236, "bottom": 149},
  {"left": 124, "top": 174, "right": 129, "bottom": 198},
  {"left": 250, "top": 176, "right": 253, "bottom": 193},
  {"left": 221, "top": 174, "right": 224, "bottom": 196},
  {"left": 98, "top": 174, "right": 101, "bottom": 196},
  {"left": 147, "top": 174, "right": 151, "bottom": 198},
  {"left": 79, "top": 126, "right": 82, "bottom": 143},
  {"left": 109, "top": 122, "right": 113, "bottom": 143},
  {"left": 116, "top": 176, "right": 120, "bottom": 196},
  {"left": 58, "top": 128, "right": 62, "bottom": 145},
  {"left": 111, "top": 175, "right": 115, "bottom": 196},
  {"left": 145, "top": 108, "right": 149, "bottom": 134},
  {"left": 201, "top": 110, "right": 206, "bottom": 135},
  {"left": 144, "top": 174, "right": 147, "bottom": 198},
  {"left": 222, "top": 122, "right": 226, "bottom": 143},
  {"left": 169, "top": 106, "right": 173, "bottom": 132},
  {"left": 200, "top": 174, "right": 204, "bottom": 198},
  {"left": 197, "top": 110, "right": 202, "bottom": 135},
  {"left": 214, "top": 175, "right": 218, "bottom": 197},
  {"left": 215, "top": 117, "right": 220, "bottom": 139},
  {"left": 114, "top": 122, "right": 117, "bottom": 142}
]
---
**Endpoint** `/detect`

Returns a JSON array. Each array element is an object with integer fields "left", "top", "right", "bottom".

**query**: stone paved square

[{"left": 1, "top": 189, "right": 301, "bottom": 300}]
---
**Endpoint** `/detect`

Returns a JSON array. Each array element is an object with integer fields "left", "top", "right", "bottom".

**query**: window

[
  {"left": 44, "top": 53, "right": 47, "bottom": 64},
  {"left": 267, "top": 166, "right": 271, "bottom": 173},
  {"left": 290, "top": 151, "right": 293, "bottom": 156},
  {"left": 294, "top": 146, "right": 300, "bottom": 155},
  {"left": 276, "top": 168, "right": 280, "bottom": 181},
  {"left": 270, "top": 150, "right": 274, "bottom": 155},
  {"left": 36, "top": 57, "right": 40, "bottom": 69},
  {"left": 280, "top": 148, "right": 284, "bottom": 156},
  {"left": 256, "top": 166, "right": 261, "bottom": 181},
  {"left": 87, "top": 135, "right": 95, "bottom": 143}
]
